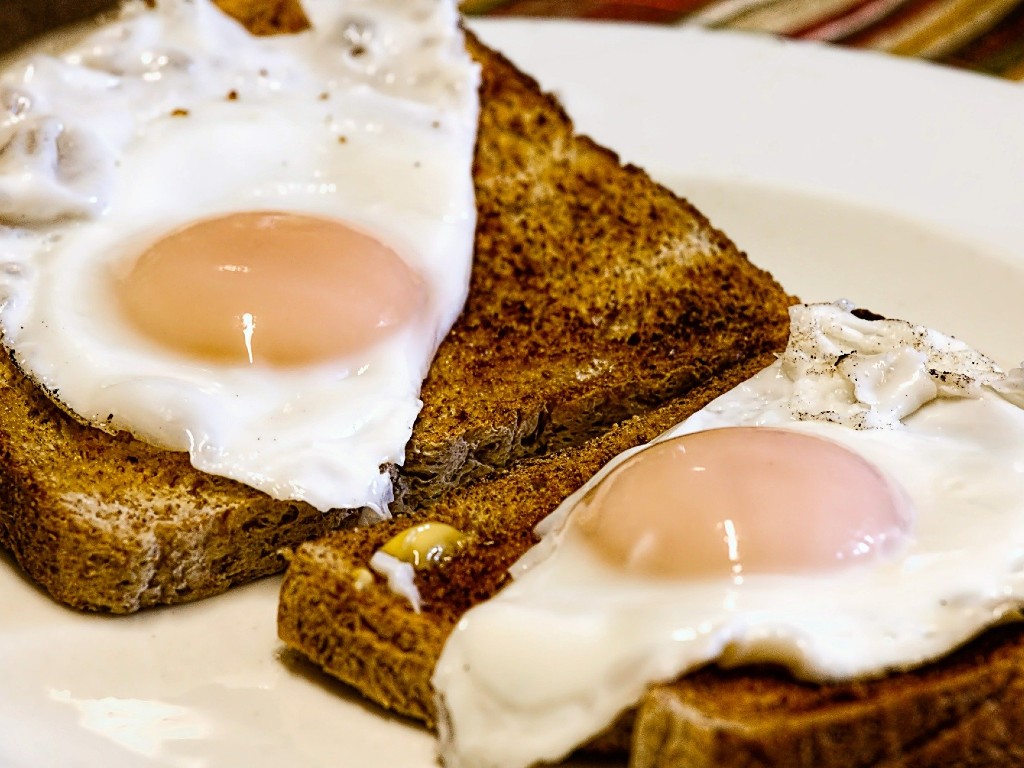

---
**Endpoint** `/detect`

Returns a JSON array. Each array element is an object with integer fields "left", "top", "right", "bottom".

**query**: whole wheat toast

[{"left": 0, "top": 7, "right": 792, "bottom": 613}]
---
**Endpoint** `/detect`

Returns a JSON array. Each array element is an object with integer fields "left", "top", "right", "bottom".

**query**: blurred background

[{"left": 461, "top": 0, "right": 1024, "bottom": 79}]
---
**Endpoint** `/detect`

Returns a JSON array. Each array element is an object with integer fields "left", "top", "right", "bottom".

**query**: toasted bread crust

[
  {"left": 0, "top": 343, "right": 355, "bottom": 611},
  {"left": 632, "top": 622, "right": 1024, "bottom": 767}
]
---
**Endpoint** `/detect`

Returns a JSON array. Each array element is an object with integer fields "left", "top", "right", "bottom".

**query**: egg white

[
  {"left": 0, "top": 0, "right": 480, "bottom": 514},
  {"left": 432, "top": 303, "right": 1024, "bottom": 768}
]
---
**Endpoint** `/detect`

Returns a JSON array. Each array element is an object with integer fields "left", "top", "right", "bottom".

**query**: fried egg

[
  {"left": 432, "top": 302, "right": 1024, "bottom": 768},
  {"left": 0, "top": 0, "right": 480, "bottom": 515}
]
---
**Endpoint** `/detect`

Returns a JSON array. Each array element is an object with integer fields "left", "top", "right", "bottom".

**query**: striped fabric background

[{"left": 461, "top": 0, "right": 1024, "bottom": 80}]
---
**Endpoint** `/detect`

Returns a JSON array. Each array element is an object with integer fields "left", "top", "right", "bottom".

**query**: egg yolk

[
  {"left": 112, "top": 211, "right": 426, "bottom": 367},
  {"left": 569, "top": 427, "right": 912, "bottom": 580},
  {"left": 380, "top": 522, "right": 469, "bottom": 569}
]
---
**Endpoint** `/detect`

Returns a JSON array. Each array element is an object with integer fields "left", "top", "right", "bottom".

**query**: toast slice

[
  {"left": 280, "top": 367, "right": 1024, "bottom": 768},
  {"left": 281, "top": 353, "right": 1024, "bottom": 768},
  {"left": 0, "top": 11, "right": 793, "bottom": 613}
]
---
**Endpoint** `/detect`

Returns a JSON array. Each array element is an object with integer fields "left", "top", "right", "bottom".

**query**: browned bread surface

[
  {"left": 0, "top": 11, "right": 791, "bottom": 613},
  {"left": 396, "top": 33, "right": 793, "bottom": 508}
]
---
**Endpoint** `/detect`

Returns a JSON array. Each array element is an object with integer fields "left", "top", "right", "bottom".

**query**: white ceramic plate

[{"left": 4, "top": 18, "right": 1024, "bottom": 768}]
